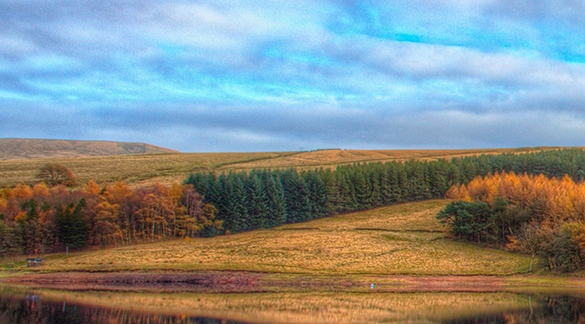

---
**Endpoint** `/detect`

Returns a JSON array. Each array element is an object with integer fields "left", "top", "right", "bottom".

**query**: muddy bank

[
  {"left": 3, "top": 272, "right": 266, "bottom": 293},
  {"left": 1, "top": 271, "right": 520, "bottom": 293}
]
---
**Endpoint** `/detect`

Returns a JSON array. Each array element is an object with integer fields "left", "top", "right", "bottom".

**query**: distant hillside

[{"left": 0, "top": 139, "right": 178, "bottom": 160}]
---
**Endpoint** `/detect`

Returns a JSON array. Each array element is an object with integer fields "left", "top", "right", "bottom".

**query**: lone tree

[{"left": 36, "top": 163, "right": 77, "bottom": 186}]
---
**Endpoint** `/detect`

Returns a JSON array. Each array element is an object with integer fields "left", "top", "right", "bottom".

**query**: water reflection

[
  {"left": 0, "top": 293, "right": 245, "bottom": 324},
  {"left": 446, "top": 295, "right": 585, "bottom": 324},
  {"left": 0, "top": 287, "right": 584, "bottom": 323}
]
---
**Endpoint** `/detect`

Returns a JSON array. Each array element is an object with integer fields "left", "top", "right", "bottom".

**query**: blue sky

[{"left": 2, "top": 0, "right": 585, "bottom": 152}]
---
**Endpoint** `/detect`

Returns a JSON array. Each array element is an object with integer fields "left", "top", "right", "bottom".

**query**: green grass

[{"left": 29, "top": 200, "right": 531, "bottom": 275}]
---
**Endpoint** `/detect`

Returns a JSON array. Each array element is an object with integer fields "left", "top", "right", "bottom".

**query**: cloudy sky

[{"left": 2, "top": 0, "right": 585, "bottom": 152}]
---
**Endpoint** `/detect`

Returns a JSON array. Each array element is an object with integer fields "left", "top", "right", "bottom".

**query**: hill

[
  {"left": 0, "top": 138, "right": 177, "bottom": 160},
  {"left": 0, "top": 147, "right": 558, "bottom": 188},
  {"left": 33, "top": 200, "right": 531, "bottom": 275}
]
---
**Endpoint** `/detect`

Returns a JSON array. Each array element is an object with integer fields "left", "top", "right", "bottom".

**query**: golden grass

[
  {"left": 37, "top": 200, "right": 531, "bottom": 275},
  {"left": 0, "top": 152, "right": 293, "bottom": 188},
  {"left": 0, "top": 147, "right": 557, "bottom": 188},
  {"left": 5, "top": 286, "right": 530, "bottom": 324}
]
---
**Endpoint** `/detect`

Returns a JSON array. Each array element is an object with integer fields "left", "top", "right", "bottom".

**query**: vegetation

[
  {"left": 0, "top": 151, "right": 295, "bottom": 188},
  {"left": 36, "top": 163, "right": 77, "bottom": 187},
  {"left": 188, "top": 148, "right": 585, "bottom": 236},
  {"left": 439, "top": 171, "right": 585, "bottom": 272},
  {"left": 0, "top": 181, "right": 223, "bottom": 256},
  {"left": 3, "top": 147, "right": 585, "bottom": 273},
  {"left": 29, "top": 201, "right": 530, "bottom": 275},
  {"left": 0, "top": 147, "right": 553, "bottom": 188},
  {"left": 0, "top": 138, "right": 177, "bottom": 160}
]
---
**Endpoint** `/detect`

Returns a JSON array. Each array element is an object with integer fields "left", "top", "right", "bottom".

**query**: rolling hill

[
  {"left": 0, "top": 147, "right": 562, "bottom": 188},
  {"left": 34, "top": 200, "right": 530, "bottom": 275},
  {"left": 0, "top": 138, "right": 178, "bottom": 160}
]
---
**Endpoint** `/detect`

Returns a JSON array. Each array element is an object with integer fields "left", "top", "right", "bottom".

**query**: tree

[
  {"left": 0, "top": 223, "right": 22, "bottom": 258},
  {"left": 507, "top": 224, "right": 550, "bottom": 272},
  {"left": 36, "top": 163, "right": 77, "bottom": 187},
  {"left": 136, "top": 193, "right": 172, "bottom": 242},
  {"left": 92, "top": 201, "right": 122, "bottom": 247},
  {"left": 56, "top": 200, "right": 89, "bottom": 250},
  {"left": 12, "top": 183, "right": 33, "bottom": 201},
  {"left": 18, "top": 199, "right": 42, "bottom": 255},
  {"left": 436, "top": 200, "right": 493, "bottom": 243},
  {"left": 198, "top": 203, "right": 223, "bottom": 237}
]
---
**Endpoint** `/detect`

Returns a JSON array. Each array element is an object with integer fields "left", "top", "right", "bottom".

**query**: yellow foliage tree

[
  {"left": 32, "top": 182, "right": 50, "bottom": 200},
  {"left": 12, "top": 183, "right": 32, "bottom": 201},
  {"left": 83, "top": 180, "right": 102, "bottom": 196}
]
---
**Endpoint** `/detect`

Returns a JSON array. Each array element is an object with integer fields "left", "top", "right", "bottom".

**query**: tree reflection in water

[
  {"left": 0, "top": 293, "right": 246, "bottom": 324},
  {"left": 0, "top": 292, "right": 584, "bottom": 323},
  {"left": 446, "top": 295, "right": 585, "bottom": 324}
]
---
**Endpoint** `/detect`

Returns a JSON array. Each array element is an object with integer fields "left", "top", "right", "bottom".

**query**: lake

[{"left": 0, "top": 285, "right": 583, "bottom": 323}]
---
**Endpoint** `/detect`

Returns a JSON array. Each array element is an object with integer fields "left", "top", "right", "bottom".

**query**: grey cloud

[
  {"left": 3, "top": 0, "right": 585, "bottom": 152},
  {"left": 4, "top": 97, "right": 585, "bottom": 152}
]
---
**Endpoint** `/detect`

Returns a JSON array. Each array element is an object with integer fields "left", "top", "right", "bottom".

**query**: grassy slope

[
  {"left": 0, "top": 138, "right": 177, "bottom": 160},
  {"left": 34, "top": 200, "right": 531, "bottom": 275},
  {"left": 0, "top": 152, "right": 293, "bottom": 187},
  {"left": 0, "top": 147, "right": 557, "bottom": 187}
]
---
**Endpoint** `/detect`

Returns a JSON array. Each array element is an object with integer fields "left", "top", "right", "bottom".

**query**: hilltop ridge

[{"left": 0, "top": 138, "right": 178, "bottom": 160}]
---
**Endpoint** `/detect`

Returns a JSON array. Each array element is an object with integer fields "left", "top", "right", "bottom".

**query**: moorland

[
  {"left": 0, "top": 145, "right": 555, "bottom": 188},
  {"left": 1, "top": 144, "right": 585, "bottom": 291}
]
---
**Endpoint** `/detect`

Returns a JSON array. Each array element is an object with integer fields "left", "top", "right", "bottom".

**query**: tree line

[
  {"left": 438, "top": 171, "right": 585, "bottom": 272},
  {"left": 0, "top": 181, "right": 222, "bottom": 258},
  {"left": 4, "top": 148, "right": 585, "bottom": 259},
  {"left": 185, "top": 161, "right": 461, "bottom": 233},
  {"left": 187, "top": 148, "right": 585, "bottom": 235}
]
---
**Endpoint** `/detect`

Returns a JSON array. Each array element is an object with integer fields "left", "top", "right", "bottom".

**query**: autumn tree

[
  {"left": 12, "top": 183, "right": 33, "bottom": 202},
  {"left": 135, "top": 193, "right": 172, "bottom": 242},
  {"left": 32, "top": 183, "right": 50, "bottom": 200},
  {"left": 36, "top": 163, "right": 77, "bottom": 187},
  {"left": 92, "top": 201, "right": 122, "bottom": 247},
  {"left": 198, "top": 203, "right": 223, "bottom": 237}
]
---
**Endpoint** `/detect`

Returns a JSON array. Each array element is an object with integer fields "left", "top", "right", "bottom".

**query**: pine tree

[
  {"left": 304, "top": 171, "right": 327, "bottom": 219},
  {"left": 56, "top": 200, "right": 89, "bottom": 250},
  {"left": 231, "top": 173, "right": 250, "bottom": 232},
  {"left": 281, "top": 170, "right": 311, "bottom": 223},
  {"left": 18, "top": 199, "right": 41, "bottom": 255},
  {"left": 263, "top": 172, "right": 287, "bottom": 228},
  {"left": 246, "top": 172, "right": 269, "bottom": 229}
]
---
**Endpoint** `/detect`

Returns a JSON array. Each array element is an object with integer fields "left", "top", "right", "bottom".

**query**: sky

[{"left": 2, "top": 0, "right": 585, "bottom": 152}]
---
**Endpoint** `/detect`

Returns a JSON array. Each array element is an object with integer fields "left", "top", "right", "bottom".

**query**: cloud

[{"left": 2, "top": 0, "right": 585, "bottom": 151}]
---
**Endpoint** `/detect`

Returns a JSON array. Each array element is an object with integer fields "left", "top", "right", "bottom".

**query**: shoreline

[{"left": 3, "top": 271, "right": 585, "bottom": 294}]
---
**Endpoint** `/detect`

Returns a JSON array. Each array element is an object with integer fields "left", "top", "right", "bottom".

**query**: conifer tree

[
  {"left": 263, "top": 172, "right": 287, "bottom": 228},
  {"left": 304, "top": 171, "right": 327, "bottom": 219},
  {"left": 231, "top": 173, "right": 250, "bottom": 231},
  {"left": 246, "top": 172, "right": 269, "bottom": 229},
  {"left": 281, "top": 170, "right": 311, "bottom": 223}
]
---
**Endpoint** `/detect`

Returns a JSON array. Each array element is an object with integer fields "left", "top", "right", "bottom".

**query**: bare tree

[{"left": 507, "top": 223, "right": 550, "bottom": 272}]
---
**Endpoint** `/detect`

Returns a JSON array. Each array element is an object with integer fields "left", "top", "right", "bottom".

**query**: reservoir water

[{"left": 0, "top": 285, "right": 583, "bottom": 323}]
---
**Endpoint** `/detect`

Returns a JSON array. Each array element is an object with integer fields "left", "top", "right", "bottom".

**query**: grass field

[
  {"left": 0, "top": 147, "right": 556, "bottom": 188},
  {"left": 32, "top": 200, "right": 531, "bottom": 275}
]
